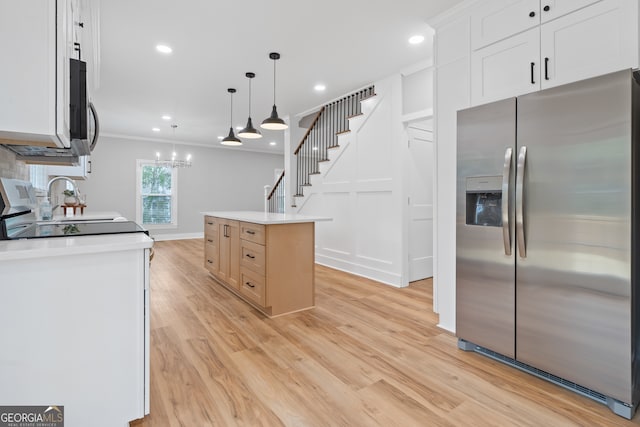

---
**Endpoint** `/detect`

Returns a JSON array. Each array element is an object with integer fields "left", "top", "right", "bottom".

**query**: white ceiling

[{"left": 94, "top": 0, "right": 461, "bottom": 154}]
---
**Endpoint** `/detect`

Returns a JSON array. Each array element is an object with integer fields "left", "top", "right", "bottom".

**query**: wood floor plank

[{"left": 131, "top": 239, "right": 640, "bottom": 426}]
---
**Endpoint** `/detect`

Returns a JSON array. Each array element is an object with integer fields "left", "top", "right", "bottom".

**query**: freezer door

[
  {"left": 456, "top": 98, "right": 516, "bottom": 357},
  {"left": 516, "top": 70, "right": 633, "bottom": 403}
]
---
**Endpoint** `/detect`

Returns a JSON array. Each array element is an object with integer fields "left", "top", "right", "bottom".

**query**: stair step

[
  {"left": 301, "top": 183, "right": 312, "bottom": 187},
  {"left": 309, "top": 172, "right": 321, "bottom": 175},
  {"left": 328, "top": 145, "right": 340, "bottom": 149},
  {"left": 347, "top": 113, "right": 363, "bottom": 120},
  {"left": 293, "top": 194, "right": 304, "bottom": 198},
  {"left": 336, "top": 130, "right": 351, "bottom": 136},
  {"left": 318, "top": 159, "right": 330, "bottom": 162},
  {"left": 360, "top": 93, "right": 377, "bottom": 102}
]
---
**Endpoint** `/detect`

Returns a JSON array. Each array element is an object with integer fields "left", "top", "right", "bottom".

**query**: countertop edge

[
  {"left": 0, "top": 233, "right": 154, "bottom": 262},
  {"left": 201, "top": 211, "right": 332, "bottom": 225}
]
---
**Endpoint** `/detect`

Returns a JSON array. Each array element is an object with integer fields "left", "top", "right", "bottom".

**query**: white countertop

[
  {"left": 202, "top": 211, "right": 332, "bottom": 225},
  {"left": 0, "top": 233, "right": 153, "bottom": 262}
]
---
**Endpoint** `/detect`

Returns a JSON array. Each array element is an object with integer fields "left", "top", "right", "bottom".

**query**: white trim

[
  {"left": 150, "top": 232, "right": 203, "bottom": 241},
  {"left": 136, "top": 159, "right": 178, "bottom": 229},
  {"left": 401, "top": 108, "right": 434, "bottom": 124},
  {"left": 315, "top": 256, "right": 404, "bottom": 288},
  {"left": 400, "top": 60, "right": 433, "bottom": 76}
]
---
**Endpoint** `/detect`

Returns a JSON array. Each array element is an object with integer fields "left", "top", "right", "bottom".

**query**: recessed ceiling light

[
  {"left": 156, "top": 44, "right": 172, "bottom": 54},
  {"left": 217, "top": 136, "right": 223, "bottom": 140},
  {"left": 408, "top": 35, "right": 425, "bottom": 45},
  {"left": 314, "top": 84, "right": 326, "bottom": 92},
  {"left": 152, "top": 127, "right": 160, "bottom": 132},
  {"left": 161, "top": 115, "right": 171, "bottom": 121},
  {"left": 269, "top": 141, "right": 276, "bottom": 146}
]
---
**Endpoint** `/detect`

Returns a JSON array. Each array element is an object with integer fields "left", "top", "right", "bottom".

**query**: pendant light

[
  {"left": 221, "top": 88, "right": 242, "bottom": 146},
  {"left": 261, "top": 52, "right": 288, "bottom": 130},
  {"left": 238, "top": 72, "right": 262, "bottom": 139}
]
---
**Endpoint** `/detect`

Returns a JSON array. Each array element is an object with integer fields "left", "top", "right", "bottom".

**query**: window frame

[{"left": 135, "top": 159, "right": 178, "bottom": 230}]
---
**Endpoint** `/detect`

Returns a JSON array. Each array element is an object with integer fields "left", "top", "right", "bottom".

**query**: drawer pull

[
  {"left": 207, "top": 259, "right": 213, "bottom": 264},
  {"left": 246, "top": 254, "right": 255, "bottom": 259},
  {"left": 207, "top": 222, "right": 213, "bottom": 225},
  {"left": 246, "top": 230, "right": 256, "bottom": 235},
  {"left": 245, "top": 281, "right": 255, "bottom": 288},
  {"left": 207, "top": 239, "right": 214, "bottom": 243}
]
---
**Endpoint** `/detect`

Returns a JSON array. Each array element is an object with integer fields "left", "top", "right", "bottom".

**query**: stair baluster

[{"left": 293, "top": 85, "right": 375, "bottom": 205}]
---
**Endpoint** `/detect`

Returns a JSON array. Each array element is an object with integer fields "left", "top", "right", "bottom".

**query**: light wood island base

[{"left": 203, "top": 212, "right": 326, "bottom": 317}]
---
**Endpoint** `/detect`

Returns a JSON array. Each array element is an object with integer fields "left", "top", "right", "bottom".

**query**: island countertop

[{"left": 202, "top": 211, "right": 332, "bottom": 225}]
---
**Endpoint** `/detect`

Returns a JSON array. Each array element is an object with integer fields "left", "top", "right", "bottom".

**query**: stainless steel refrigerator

[{"left": 456, "top": 69, "right": 639, "bottom": 419}]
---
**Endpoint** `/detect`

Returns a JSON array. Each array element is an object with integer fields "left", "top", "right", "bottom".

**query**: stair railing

[
  {"left": 293, "top": 85, "right": 375, "bottom": 198},
  {"left": 266, "top": 170, "right": 286, "bottom": 213}
]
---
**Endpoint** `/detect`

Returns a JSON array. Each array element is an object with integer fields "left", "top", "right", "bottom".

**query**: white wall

[
  {"left": 80, "top": 136, "right": 283, "bottom": 239},
  {"left": 294, "top": 75, "right": 410, "bottom": 287}
]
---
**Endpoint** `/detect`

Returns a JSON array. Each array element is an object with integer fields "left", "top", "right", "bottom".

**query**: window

[
  {"left": 29, "top": 165, "right": 48, "bottom": 191},
  {"left": 136, "top": 160, "right": 178, "bottom": 229}
]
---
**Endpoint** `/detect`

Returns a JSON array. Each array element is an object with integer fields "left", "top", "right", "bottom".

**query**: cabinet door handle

[
  {"left": 529, "top": 11, "right": 535, "bottom": 17},
  {"left": 544, "top": 57, "right": 549, "bottom": 80},
  {"left": 530, "top": 62, "right": 536, "bottom": 85},
  {"left": 246, "top": 254, "right": 255, "bottom": 259},
  {"left": 246, "top": 230, "right": 256, "bottom": 235},
  {"left": 245, "top": 281, "right": 255, "bottom": 288},
  {"left": 223, "top": 224, "right": 228, "bottom": 237},
  {"left": 543, "top": 5, "right": 550, "bottom": 12}
]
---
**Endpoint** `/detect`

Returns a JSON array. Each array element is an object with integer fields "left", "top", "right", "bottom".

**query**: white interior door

[{"left": 408, "top": 121, "right": 434, "bottom": 281}]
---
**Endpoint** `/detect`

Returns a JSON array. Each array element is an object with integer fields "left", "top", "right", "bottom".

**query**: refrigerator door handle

[
  {"left": 502, "top": 147, "right": 513, "bottom": 256},
  {"left": 516, "top": 146, "right": 527, "bottom": 258}
]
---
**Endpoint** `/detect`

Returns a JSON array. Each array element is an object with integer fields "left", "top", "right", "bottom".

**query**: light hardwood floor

[{"left": 131, "top": 239, "right": 639, "bottom": 426}]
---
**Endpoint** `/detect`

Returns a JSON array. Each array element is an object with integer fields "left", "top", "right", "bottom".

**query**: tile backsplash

[{"left": 0, "top": 146, "right": 29, "bottom": 180}]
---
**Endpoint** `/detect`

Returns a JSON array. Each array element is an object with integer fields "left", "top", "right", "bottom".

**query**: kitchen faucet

[{"left": 46, "top": 176, "right": 78, "bottom": 210}]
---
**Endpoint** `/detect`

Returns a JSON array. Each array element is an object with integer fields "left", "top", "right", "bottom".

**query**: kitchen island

[
  {"left": 0, "top": 233, "right": 153, "bottom": 427},
  {"left": 202, "top": 211, "right": 331, "bottom": 317}
]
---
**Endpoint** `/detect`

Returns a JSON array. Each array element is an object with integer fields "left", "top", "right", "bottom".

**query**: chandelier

[{"left": 155, "top": 124, "right": 192, "bottom": 168}]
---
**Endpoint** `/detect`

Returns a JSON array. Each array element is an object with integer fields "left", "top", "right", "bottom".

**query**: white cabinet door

[
  {"left": 471, "top": 28, "right": 540, "bottom": 106},
  {"left": 541, "top": 0, "right": 638, "bottom": 89},
  {"left": 470, "top": 0, "right": 539, "bottom": 50},
  {"left": 539, "top": 0, "right": 602, "bottom": 23}
]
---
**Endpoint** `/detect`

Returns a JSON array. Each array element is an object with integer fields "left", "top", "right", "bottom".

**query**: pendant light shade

[
  {"left": 238, "top": 72, "right": 262, "bottom": 139},
  {"left": 261, "top": 52, "right": 288, "bottom": 130},
  {"left": 221, "top": 88, "right": 242, "bottom": 146}
]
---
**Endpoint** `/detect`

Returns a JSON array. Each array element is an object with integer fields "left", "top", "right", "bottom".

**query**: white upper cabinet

[
  {"left": 472, "top": 28, "right": 540, "bottom": 105},
  {"left": 539, "top": 0, "right": 602, "bottom": 23},
  {"left": 471, "top": 0, "right": 539, "bottom": 50},
  {"left": 471, "top": 0, "right": 603, "bottom": 50},
  {"left": 540, "top": 0, "right": 638, "bottom": 89},
  {"left": 470, "top": 0, "right": 638, "bottom": 105},
  {"left": 0, "top": 0, "right": 87, "bottom": 148}
]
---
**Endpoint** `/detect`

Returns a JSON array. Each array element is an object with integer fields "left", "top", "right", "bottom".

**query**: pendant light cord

[
  {"left": 248, "top": 77, "right": 252, "bottom": 117},
  {"left": 273, "top": 59, "right": 276, "bottom": 105},
  {"left": 229, "top": 92, "right": 233, "bottom": 126}
]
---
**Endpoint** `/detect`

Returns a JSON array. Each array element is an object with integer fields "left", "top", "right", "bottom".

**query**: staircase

[{"left": 292, "top": 86, "right": 376, "bottom": 205}]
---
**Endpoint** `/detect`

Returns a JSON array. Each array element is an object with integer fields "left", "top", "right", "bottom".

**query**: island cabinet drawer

[
  {"left": 204, "top": 244, "right": 218, "bottom": 273},
  {"left": 204, "top": 216, "right": 218, "bottom": 237},
  {"left": 204, "top": 232, "right": 217, "bottom": 247},
  {"left": 240, "top": 267, "right": 266, "bottom": 307},
  {"left": 240, "top": 222, "right": 265, "bottom": 245},
  {"left": 240, "top": 239, "right": 265, "bottom": 275}
]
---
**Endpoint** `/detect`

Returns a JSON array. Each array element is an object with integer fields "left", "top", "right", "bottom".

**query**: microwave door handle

[
  {"left": 502, "top": 147, "right": 513, "bottom": 256},
  {"left": 88, "top": 101, "right": 100, "bottom": 151},
  {"left": 516, "top": 146, "right": 527, "bottom": 258}
]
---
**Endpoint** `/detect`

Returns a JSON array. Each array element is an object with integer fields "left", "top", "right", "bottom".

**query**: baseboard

[
  {"left": 315, "top": 254, "right": 403, "bottom": 287},
  {"left": 151, "top": 232, "right": 204, "bottom": 241}
]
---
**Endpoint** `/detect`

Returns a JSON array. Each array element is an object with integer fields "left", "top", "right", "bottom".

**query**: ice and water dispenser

[{"left": 465, "top": 176, "right": 503, "bottom": 227}]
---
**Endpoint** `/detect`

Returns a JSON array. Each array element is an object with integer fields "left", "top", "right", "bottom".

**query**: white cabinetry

[
  {"left": 471, "top": 28, "right": 540, "bottom": 103},
  {"left": 0, "top": 0, "right": 89, "bottom": 148},
  {"left": 471, "top": 0, "right": 638, "bottom": 105}
]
